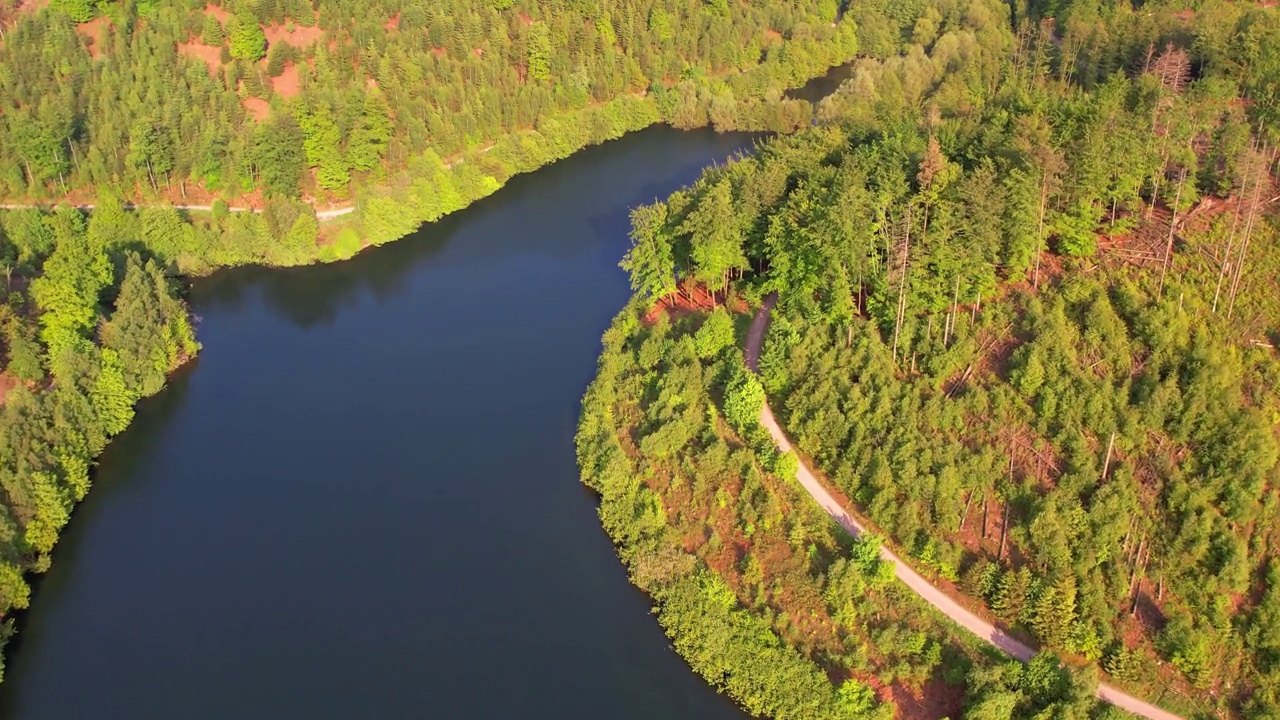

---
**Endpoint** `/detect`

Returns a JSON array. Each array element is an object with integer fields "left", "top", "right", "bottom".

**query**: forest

[
  {"left": 0, "top": 0, "right": 868, "bottom": 264},
  {"left": 0, "top": 0, "right": 884, "bottom": 688},
  {"left": 592, "top": 0, "right": 1280, "bottom": 715}
]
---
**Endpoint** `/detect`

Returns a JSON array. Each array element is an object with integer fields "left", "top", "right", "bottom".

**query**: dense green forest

[
  {"left": 592, "top": 0, "right": 1280, "bottom": 716},
  {"left": 0, "top": 0, "right": 868, "bottom": 266},
  {"left": 0, "top": 205, "right": 197, "bottom": 680}
]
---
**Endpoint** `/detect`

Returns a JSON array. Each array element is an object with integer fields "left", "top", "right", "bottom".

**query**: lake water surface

[{"left": 1, "top": 127, "right": 759, "bottom": 720}]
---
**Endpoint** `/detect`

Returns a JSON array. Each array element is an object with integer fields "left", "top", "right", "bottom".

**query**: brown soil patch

[
  {"left": 241, "top": 96, "right": 269, "bottom": 120},
  {"left": 271, "top": 62, "right": 301, "bottom": 98},
  {"left": 264, "top": 17, "right": 323, "bottom": 48},
  {"left": 642, "top": 281, "right": 746, "bottom": 324},
  {"left": 179, "top": 41, "right": 223, "bottom": 74},
  {"left": 1, "top": 0, "right": 46, "bottom": 31},
  {"left": 887, "top": 677, "right": 965, "bottom": 720},
  {"left": 0, "top": 371, "right": 14, "bottom": 406},
  {"left": 202, "top": 2, "right": 230, "bottom": 23},
  {"left": 75, "top": 14, "right": 110, "bottom": 58},
  {"left": 383, "top": 13, "right": 399, "bottom": 31}
]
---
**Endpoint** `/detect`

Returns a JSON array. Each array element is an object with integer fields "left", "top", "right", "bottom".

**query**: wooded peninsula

[{"left": 578, "top": 0, "right": 1280, "bottom": 716}]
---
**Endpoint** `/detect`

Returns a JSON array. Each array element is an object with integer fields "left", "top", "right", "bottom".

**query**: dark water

[
  {"left": 0, "top": 127, "right": 758, "bottom": 720},
  {"left": 786, "top": 62, "right": 855, "bottom": 103}
]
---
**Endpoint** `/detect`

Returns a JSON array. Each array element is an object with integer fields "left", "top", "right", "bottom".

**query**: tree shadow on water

[{"left": 190, "top": 127, "right": 763, "bottom": 332}]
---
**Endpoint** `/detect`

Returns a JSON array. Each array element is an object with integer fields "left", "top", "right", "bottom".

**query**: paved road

[{"left": 744, "top": 293, "right": 1182, "bottom": 720}]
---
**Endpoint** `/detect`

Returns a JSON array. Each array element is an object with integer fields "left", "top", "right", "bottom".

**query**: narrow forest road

[
  {"left": 0, "top": 145, "right": 494, "bottom": 223},
  {"left": 744, "top": 293, "right": 1183, "bottom": 720},
  {"left": 0, "top": 202, "right": 356, "bottom": 220}
]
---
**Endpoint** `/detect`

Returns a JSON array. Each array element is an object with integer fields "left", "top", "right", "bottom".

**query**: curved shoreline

[{"left": 744, "top": 293, "right": 1183, "bottom": 720}]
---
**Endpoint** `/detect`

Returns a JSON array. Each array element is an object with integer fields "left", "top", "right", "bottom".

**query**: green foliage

[
  {"left": 621, "top": 203, "right": 676, "bottom": 305},
  {"left": 964, "top": 653, "right": 1096, "bottom": 720},
  {"left": 723, "top": 361, "right": 765, "bottom": 433},
  {"left": 201, "top": 14, "right": 225, "bottom": 46},
  {"left": 693, "top": 308, "right": 734, "bottom": 360},
  {"left": 50, "top": 0, "right": 105, "bottom": 22},
  {"left": 527, "top": 22, "right": 552, "bottom": 84},
  {"left": 101, "top": 254, "right": 198, "bottom": 397},
  {"left": 29, "top": 214, "right": 112, "bottom": 364},
  {"left": 228, "top": 14, "right": 267, "bottom": 61}
]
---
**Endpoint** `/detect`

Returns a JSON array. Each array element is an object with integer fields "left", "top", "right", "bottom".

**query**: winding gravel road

[{"left": 744, "top": 293, "right": 1181, "bottom": 720}]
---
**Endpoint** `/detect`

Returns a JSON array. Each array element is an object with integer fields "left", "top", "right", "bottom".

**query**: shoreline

[{"left": 0, "top": 53, "right": 860, "bottom": 687}]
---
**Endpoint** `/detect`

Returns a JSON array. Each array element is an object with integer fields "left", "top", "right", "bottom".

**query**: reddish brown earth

[
  {"left": 264, "top": 17, "right": 323, "bottom": 48},
  {"left": 179, "top": 40, "right": 224, "bottom": 74},
  {"left": 888, "top": 677, "right": 965, "bottom": 720},
  {"left": 0, "top": 371, "right": 14, "bottom": 406},
  {"left": 642, "top": 281, "right": 745, "bottom": 324},
  {"left": 241, "top": 96, "right": 269, "bottom": 120},
  {"left": 202, "top": 2, "right": 230, "bottom": 23},
  {"left": 272, "top": 62, "right": 301, "bottom": 98},
  {"left": 75, "top": 14, "right": 109, "bottom": 58}
]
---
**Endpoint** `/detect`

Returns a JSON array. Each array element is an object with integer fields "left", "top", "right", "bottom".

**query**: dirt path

[
  {"left": 0, "top": 146, "right": 501, "bottom": 222},
  {"left": 745, "top": 293, "right": 1183, "bottom": 720},
  {"left": 0, "top": 202, "right": 357, "bottom": 221}
]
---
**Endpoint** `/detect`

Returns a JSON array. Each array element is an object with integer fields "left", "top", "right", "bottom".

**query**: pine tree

[
  {"left": 202, "top": 15, "right": 225, "bottom": 46},
  {"left": 229, "top": 14, "right": 267, "bottom": 62}
]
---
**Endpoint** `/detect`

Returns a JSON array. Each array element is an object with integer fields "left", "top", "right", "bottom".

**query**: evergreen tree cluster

[{"left": 0, "top": 205, "right": 198, "bottom": 681}]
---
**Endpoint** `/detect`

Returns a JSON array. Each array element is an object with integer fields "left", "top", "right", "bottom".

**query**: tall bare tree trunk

[
  {"left": 946, "top": 274, "right": 960, "bottom": 347},
  {"left": 891, "top": 207, "right": 913, "bottom": 360},
  {"left": 1227, "top": 146, "right": 1271, "bottom": 320},
  {"left": 1101, "top": 431, "right": 1116, "bottom": 482},
  {"left": 1033, "top": 179, "right": 1047, "bottom": 288},
  {"left": 998, "top": 501, "right": 1010, "bottom": 561},
  {"left": 981, "top": 495, "right": 989, "bottom": 539},
  {"left": 959, "top": 491, "right": 974, "bottom": 531},
  {"left": 1212, "top": 176, "right": 1248, "bottom": 313},
  {"left": 1158, "top": 169, "right": 1186, "bottom": 298}
]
